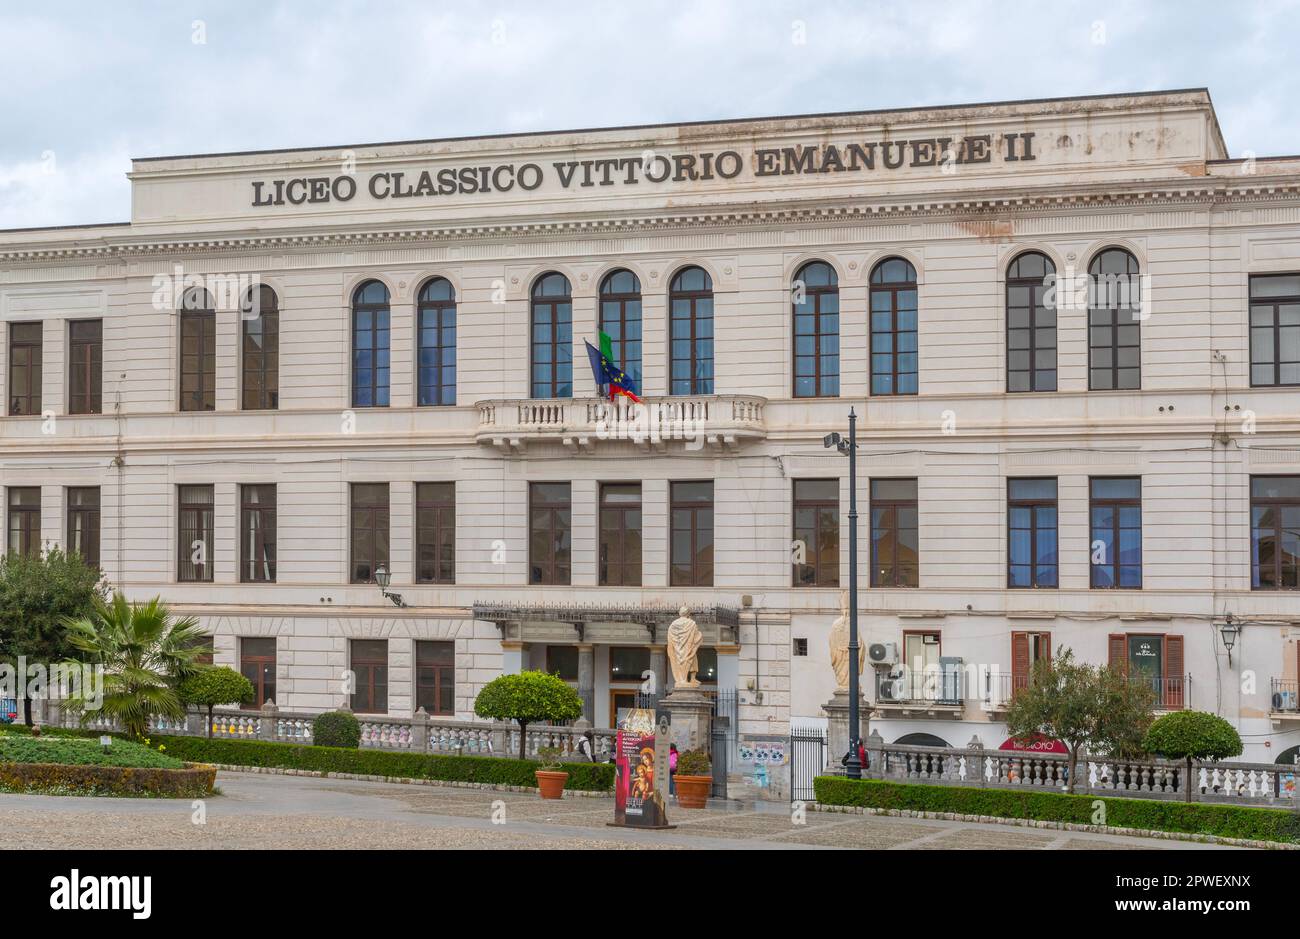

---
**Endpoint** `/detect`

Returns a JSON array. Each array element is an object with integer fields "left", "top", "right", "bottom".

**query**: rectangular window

[
  {"left": 240, "top": 637, "right": 276, "bottom": 708},
  {"left": 528, "top": 482, "right": 571, "bottom": 585},
  {"left": 900, "top": 631, "right": 944, "bottom": 700},
  {"left": 870, "top": 479, "right": 918, "bottom": 587},
  {"left": 239, "top": 484, "right": 277, "bottom": 583},
  {"left": 177, "top": 484, "right": 214, "bottom": 582},
  {"left": 1249, "top": 274, "right": 1300, "bottom": 387},
  {"left": 415, "top": 482, "right": 455, "bottom": 584},
  {"left": 1006, "top": 262, "right": 1057, "bottom": 392},
  {"left": 793, "top": 479, "right": 839, "bottom": 587},
  {"left": 696, "top": 647, "right": 718, "bottom": 684},
  {"left": 1007, "top": 478, "right": 1058, "bottom": 588},
  {"left": 609, "top": 647, "right": 651, "bottom": 683},
  {"left": 242, "top": 291, "right": 279, "bottom": 409},
  {"left": 416, "top": 640, "right": 455, "bottom": 716},
  {"left": 1251, "top": 475, "right": 1300, "bottom": 589},
  {"left": 66, "top": 486, "right": 100, "bottom": 568},
  {"left": 599, "top": 483, "right": 642, "bottom": 586},
  {"left": 1109, "top": 633, "right": 1184, "bottom": 710},
  {"left": 6, "top": 487, "right": 40, "bottom": 556},
  {"left": 68, "top": 320, "right": 103, "bottom": 415},
  {"left": 7, "top": 322, "right": 42, "bottom": 416},
  {"left": 179, "top": 310, "right": 216, "bottom": 411},
  {"left": 869, "top": 281, "right": 918, "bottom": 395},
  {"left": 350, "top": 483, "right": 389, "bottom": 584},
  {"left": 670, "top": 481, "right": 713, "bottom": 587},
  {"left": 1090, "top": 477, "right": 1141, "bottom": 588},
  {"left": 1010, "top": 631, "right": 1051, "bottom": 698},
  {"left": 350, "top": 639, "right": 388, "bottom": 714},
  {"left": 546, "top": 645, "right": 580, "bottom": 682}
]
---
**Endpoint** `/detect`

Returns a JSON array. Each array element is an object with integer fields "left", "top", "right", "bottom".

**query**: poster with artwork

[{"left": 613, "top": 708, "right": 670, "bottom": 828}]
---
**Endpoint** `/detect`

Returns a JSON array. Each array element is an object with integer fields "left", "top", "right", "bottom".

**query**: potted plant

[
  {"left": 535, "top": 746, "right": 568, "bottom": 799},
  {"left": 675, "top": 748, "right": 712, "bottom": 808}
]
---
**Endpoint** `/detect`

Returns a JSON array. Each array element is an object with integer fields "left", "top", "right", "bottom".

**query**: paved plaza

[{"left": 0, "top": 771, "right": 1245, "bottom": 850}]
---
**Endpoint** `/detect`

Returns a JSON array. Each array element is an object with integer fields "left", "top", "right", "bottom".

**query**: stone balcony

[{"left": 473, "top": 394, "right": 768, "bottom": 452}]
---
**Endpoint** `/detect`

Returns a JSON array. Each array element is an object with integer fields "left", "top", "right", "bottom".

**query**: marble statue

[
  {"left": 666, "top": 606, "right": 703, "bottom": 687},
  {"left": 829, "top": 590, "right": 865, "bottom": 691}
]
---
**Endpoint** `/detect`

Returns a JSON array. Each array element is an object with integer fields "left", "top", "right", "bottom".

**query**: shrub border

[
  {"left": 0, "top": 760, "right": 216, "bottom": 798},
  {"left": 206, "top": 763, "right": 613, "bottom": 796}
]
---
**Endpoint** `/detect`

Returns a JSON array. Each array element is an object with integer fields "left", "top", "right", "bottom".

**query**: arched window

[
  {"left": 1088, "top": 248, "right": 1141, "bottom": 390},
  {"left": 530, "top": 273, "right": 572, "bottom": 399},
  {"left": 793, "top": 261, "right": 839, "bottom": 397},
  {"left": 1006, "top": 252, "right": 1056, "bottom": 393},
  {"left": 669, "top": 266, "right": 714, "bottom": 395},
  {"left": 241, "top": 285, "right": 279, "bottom": 410},
  {"left": 869, "top": 258, "right": 918, "bottom": 396},
  {"left": 352, "top": 280, "right": 390, "bottom": 407},
  {"left": 417, "top": 278, "right": 456, "bottom": 406},
  {"left": 179, "top": 286, "right": 216, "bottom": 412},
  {"left": 599, "top": 270, "right": 642, "bottom": 391}
]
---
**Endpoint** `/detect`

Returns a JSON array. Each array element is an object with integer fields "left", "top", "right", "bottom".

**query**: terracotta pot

[
  {"left": 535, "top": 769, "right": 569, "bottom": 799},
  {"left": 675, "top": 774, "right": 712, "bottom": 809}
]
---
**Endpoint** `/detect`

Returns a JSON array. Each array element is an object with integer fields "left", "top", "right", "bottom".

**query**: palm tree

[{"left": 61, "top": 593, "right": 207, "bottom": 739}]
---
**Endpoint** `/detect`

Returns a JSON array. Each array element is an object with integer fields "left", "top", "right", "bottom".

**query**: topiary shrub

[
  {"left": 1143, "top": 710, "right": 1243, "bottom": 802},
  {"left": 473, "top": 671, "right": 583, "bottom": 759},
  {"left": 178, "top": 667, "right": 255, "bottom": 738},
  {"left": 313, "top": 711, "right": 362, "bottom": 749}
]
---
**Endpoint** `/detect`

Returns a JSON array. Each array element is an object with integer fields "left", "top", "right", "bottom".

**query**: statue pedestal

[
  {"left": 822, "top": 691, "right": 869, "bottom": 773},
  {"left": 660, "top": 687, "right": 714, "bottom": 752}
]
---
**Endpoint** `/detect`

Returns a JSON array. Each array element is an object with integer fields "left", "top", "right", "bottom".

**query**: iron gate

[
  {"left": 710, "top": 721, "right": 730, "bottom": 797},
  {"left": 789, "top": 727, "right": 826, "bottom": 802}
]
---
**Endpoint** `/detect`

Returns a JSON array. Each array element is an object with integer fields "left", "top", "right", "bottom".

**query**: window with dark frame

[
  {"left": 530, "top": 273, "right": 573, "bottom": 399},
  {"left": 599, "top": 270, "right": 642, "bottom": 392},
  {"left": 793, "top": 478, "right": 839, "bottom": 587},
  {"left": 1251, "top": 476, "right": 1300, "bottom": 589},
  {"left": 793, "top": 261, "right": 840, "bottom": 398},
  {"left": 239, "top": 484, "right": 277, "bottom": 583},
  {"left": 609, "top": 647, "right": 651, "bottom": 683},
  {"left": 670, "top": 481, "right": 713, "bottom": 587},
  {"left": 350, "top": 639, "right": 389, "bottom": 714},
  {"left": 870, "top": 478, "right": 918, "bottom": 587},
  {"left": 1249, "top": 274, "right": 1300, "bottom": 387},
  {"left": 546, "top": 645, "right": 580, "bottom": 682},
  {"left": 179, "top": 288, "right": 216, "bottom": 412},
  {"left": 241, "top": 285, "right": 279, "bottom": 410},
  {"left": 1007, "top": 478, "right": 1058, "bottom": 588},
  {"left": 528, "top": 482, "right": 571, "bottom": 585},
  {"left": 793, "top": 638, "right": 809, "bottom": 656},
  {"left": 669, "top": 266, "right": 714, "bottom": 395},
  {"left": 1109, "top": 633, "right": 1184, "bottom": 710},
  {"left": 599, "top": 483, "right": 642, "bottom": 586},
  {"left": 869, "top": 257, "right": 918, "bottom": 396},
  {"left": 1090, "top": 477, "right": 1142, "bottom": 588},
  {"left": 68, "top": 319, "right": 103, "bottom": 415},
  {"left": 350, "top": 482, "right": 389, "bottom": 584},
  {"left": 415, "top": 482, "right": 455, "bottom": 584},
  {"left": 6, "top": 487, "right": 40, "bottom": 556},
  {"left": 177, "top": 484, "right": 214, "bottom": 583},
  {"left": 1087, "top": 248, "right": 1142, "bottom": 390},
  {"left": 1006, "top": 252, "right": 1057, "bottom": 392},
  {"left": 240, "top": 637, "right": 276, "bottom": 708},
  {"left": 351, "top": 280, "right": 390, "bottom": 407},
  {"left": 417, "top": 278, "right": 457, "bottom": 406},
  {"left": 7, "top": 322, "right": 42, "bottom": 416},
  {"left": 416, "top": 640, "right": 455, "bottom": 716},
  {"left": 66, "top": 486, "right": 100, "bottom": 568}
]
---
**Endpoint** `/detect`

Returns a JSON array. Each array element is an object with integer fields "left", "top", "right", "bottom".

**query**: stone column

[
  {"left": 822, "top": 690, "right": 869, "bottom": 773},
  {"left": 649, "top": 645, "right": 667, "bottom": 699},
  {"left": 577, "top": 643, "right": 595, "bottom": 723},
  {"left": 966, "top": 734, "right": 986, "bottom": 787},
  {"left": 259, "top": 700, "right": 278, "bottom": 741},
  {"left": 660, "top": 687, "right": 713, "bottom": 752}
]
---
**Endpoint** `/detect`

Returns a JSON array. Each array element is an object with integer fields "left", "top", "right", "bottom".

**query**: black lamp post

[{"left": 824, "top": 407, "right": 862, "bottom": 779}]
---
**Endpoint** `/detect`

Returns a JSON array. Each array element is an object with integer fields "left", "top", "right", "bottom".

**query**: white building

[{"left": 2, "top": 88, "right": 1299, "bottom": 773}]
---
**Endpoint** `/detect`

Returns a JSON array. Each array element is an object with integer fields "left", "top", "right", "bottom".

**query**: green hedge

[
  {"left": 0, "top": 734, "right": 184, "bottom": 769},
  {"left": 813, "top": 776, "right": 1300, "bottom": 844},
  {"left": 147, "top": 734, "right": 614, "bottom": 791},
  {"left": 0, "top": 761, "right": 215, "bottom": 797}
]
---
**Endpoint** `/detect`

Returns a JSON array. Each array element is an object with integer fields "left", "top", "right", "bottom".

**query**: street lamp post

[{"left": 825, "top": 407, "right": 863, "bottom": 779}]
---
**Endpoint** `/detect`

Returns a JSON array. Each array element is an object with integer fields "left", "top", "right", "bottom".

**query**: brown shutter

[
  {"left": 1011, "top": 632, "right": 1030, "bottom": 696},
  {"left": 1108, "top": 634, "right": 1127, "bottom": 674},
  {"left": 1164, "top": 635, "right": 1185, "bottom": 709},
  {"left": 1041, "top": 632, "right": 1052, "bottom": 663}
]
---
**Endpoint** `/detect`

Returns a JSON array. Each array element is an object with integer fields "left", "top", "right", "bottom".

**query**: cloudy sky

[{"left": 1, "top": 0, "right": 1297, "bottom": 229}]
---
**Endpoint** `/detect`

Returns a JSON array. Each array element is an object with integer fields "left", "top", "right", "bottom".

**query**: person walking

[{"left": 575, "top": 729, "right": 597, "bottom": 762}]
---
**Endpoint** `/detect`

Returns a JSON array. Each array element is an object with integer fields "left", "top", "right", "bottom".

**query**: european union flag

[{"left": 584, "top": 334, "right": 642, "bottom": 403}]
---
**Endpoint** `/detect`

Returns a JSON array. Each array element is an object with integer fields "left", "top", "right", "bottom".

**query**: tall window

[
  {"left": 870, "top": 478, "right": 918, "bottom": 587},
  {"left": 239, "top": 484, "right": 277, "bottom": 583},
  {"left": 7, "top": 322, "right": 42, "bottom": 415},
  {"left": 1249, "top": 274, "right": 1300, "bottom": 387},
  {"left": 1251, "top": 476, "right": 1300, "bottom": 589},
  {"left": 1109, "top": 633, "right": 1184, "bottom": 710},
  {"left": 530, "top": 273, "right": 572, "bottom": 399},
  {"left": 6, "top": 487, "right": 40, "bottom": 556},
  {"left": 793, "top": 478, "right": 839, "bottom": 587},
  {"left": 350, "top": 483, "right": 389, "bottom": 583},
  {"left": 417, "top": 278, "right": 457, "bottom": 406},
  {"left": 415, "top": 482, "right": 455, "bottom": 584},
  {"left": 350, "top": 639, "right": 388, "bottom": 714},
  {"left": 599, "top": 270, "right": 642, "bottom": 391},
  {"left": 793, "top": 262, "right": 839, "bottom": 397},
  {"left": 241, "top": 285, "right": 279, "bottom": 410},
  {"left": 869, "top": 258, "right": 918, "bottom": 396},
  {"left": 179, "top": 287, "right": 216, "bottom": 412},
  {"left": 177, "top": 484, "right": 214, "bottom": 582},
  {"left": 1090, "top": 477, "right": 1141, "bottom": 588},
  {"left": 1008, "top": 478, "right": 1058, "bottom": 588},
  {"left": 1006, "top": 252, "right": 1057, "bottom": 392},
  {"left": 1088, "top": 248, "right": 1141, "bottom": 390},
  {"left": 599, "top": 483, "right": 642, "bottom": 586},
  {"left": 670, "top": 481, "right": 713, "bottom": 587},
  {"left": 416, "top": 641, "right": 455, "bottom": 716},
  {"left": 528, "top": 482, "right": 571, "bottom": 585},
  {"left": 669, "top": 267, "right": 714, "bottom": 395},
  {"left": 1010, "top": 632, "right": 1051, "bottom": 698},
  {"left": 68, "top": 320, "right": 103, "bottom": 415},
  {"left": 352, "top": 281, "right": 390, "bottom": 407},
  {"left": 240, "top": 637, "right": 276, "bottom": 708},
  {"left": 66, "top": 486, "right": 100, "bottom": 568}
]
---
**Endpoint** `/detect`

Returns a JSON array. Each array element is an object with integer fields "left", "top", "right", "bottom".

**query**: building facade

[{"left": 2, "top": 88, "right": 1300, "bottom": 775}]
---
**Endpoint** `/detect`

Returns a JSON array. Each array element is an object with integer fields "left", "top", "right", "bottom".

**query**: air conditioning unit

[
  {"left": 1274, "top": 690, "right": 1298, "bottom": 711},
  {"left": 877, "top": 677, "right": 907, "bottom": 703},
  {"left": 868, "top": 642, "right": 899, "bottom": 666}
]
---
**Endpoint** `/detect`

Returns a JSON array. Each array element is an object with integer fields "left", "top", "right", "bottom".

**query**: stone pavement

[{"left": 0, "top": 770, "right": 1245, "bottom": 850}]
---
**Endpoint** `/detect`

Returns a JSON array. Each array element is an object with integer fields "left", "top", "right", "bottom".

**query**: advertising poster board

[{"left": 611, "top": 707, "right": 671, "bottom": 829}]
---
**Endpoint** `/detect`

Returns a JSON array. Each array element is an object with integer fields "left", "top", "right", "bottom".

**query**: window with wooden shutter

[
  {"left": 1011, "top": 631, "right": 1051, "bottom": 699},
  {"left": 1163, "top": 635, "right": 1185, "bottom": 709},
  {"left": 1108, "top": 634, "right": 1127, "bottom": 672}
]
